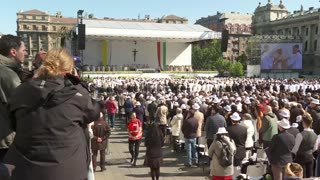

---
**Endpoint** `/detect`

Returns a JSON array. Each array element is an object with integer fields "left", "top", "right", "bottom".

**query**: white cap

[
  {"left": 213, "top": 98, "right": 221, "bottom": 104},
  {"left": 150, "top": 97, "right": 156, "bottom": 101},
  {"left": 277, "top": 119, "right": 291, "bottom": 129},
  {"left": 311, "top": 99, "right": 320, "bottom": 105},
  {"left": 216, "top": 127, "right": 228, "bottom": 134},
  {"left": 236, "top": 97, "right": 242, "bottom": 102},
  {"left": 224, "top": 105, "right": 231, "bottom": 112},
  {"left": 181, "top": 104, "right": 187, "bottom": 109},
  {"left": 192, "top": 103, "right": 200, "bottom": 110},
  {"left": 279, "top": 111, "right": 290, "bottom": 118},
  {"left": 244, "top": 98, "right": 251, "bottom": 105},
  {"left": 296, "top": 115, "right": 302, "bottom": 122},
  {"left": 230, "top": 112, "right": 241, "bottom": 121},
  {"left": 291, "top": 123, "right": 299, "bottom": 128},
  {"left": 173, "top": 102, "right": 179, "bottom": 107},
  {"left": 136, "top": 101, "right": 141, "bottom": 106}
]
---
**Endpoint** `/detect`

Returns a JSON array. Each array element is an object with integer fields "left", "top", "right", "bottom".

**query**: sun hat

[
  {"left": 277, "top": 119, "right": 291, "bottom": 129},
  {"left": 216, "top": 127, "right": 228, "bottom": 134}
]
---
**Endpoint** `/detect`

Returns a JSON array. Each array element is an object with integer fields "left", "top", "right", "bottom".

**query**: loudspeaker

[
  {"left": 221, "top": 29, "right": 229, "bottom": 52},
  {"left": 78, "top": 24, "right": 86, "bottom": 50}
]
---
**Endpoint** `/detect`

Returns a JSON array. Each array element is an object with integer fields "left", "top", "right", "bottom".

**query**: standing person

[
  {"left": 91, "top": 113, "right": 111, "bottom": 172},
  {"left": 193, "top": 103, "right": 204, "bottom": 144},
  {"left": 105, "top": 96, "right": 118, "bottom": 129},
  {"left": 155, "top": 101, "right": 169, "bottom": 145},
  {"left": 205, "top": 106, "right": 226, "bottom": 148},
  {"left": 181, "top": 110, "right": 199, "bottom": 167},
  {"left": 226, "top": 112, "right": 247, "bottom": 167},
  {"left": 208, "top": 127, "right": 236, "bottom": 180},
  {"left": 259, "top": 105, "right": 278, "bottom": 149},
  {"left": 127, "top": 112, "right": 143, "bottom": 166},
  {"left": 291, "top": 113, "right": 317, "bottom": 178},
  {"left": 144, "top": 123, "right": 164, "bottom": 180},
  {"left": 124, "top": 96, "right": 134, "bottom": 124},
  {"left": 3, "top": 48, "right": 101, "bottom": 180},
  {"left": 147, "top": 97, "right": 158, "bottom": 123},
  {"left": 118, "top": 92, "right": 126, "bottom": 119},
  {"left": 266, "top": 119, "right": 295, "bottom": 180},
  {"left": 170, "top": 108, "right": 183, "bottom": 152},
  {"left": 239, "top": 113, "right": 255, "bottom": 160},
  {"left": 0, "top": 35, "right": 26, "bottom": 162},
  {"left": 134, "top": 101, "right": 145, "bottom": 126}
]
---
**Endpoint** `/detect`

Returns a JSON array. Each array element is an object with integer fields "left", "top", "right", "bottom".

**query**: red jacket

[
  {"left": 127, "top": 118, "right": 143, "bottom": 141},
  {"left": 105, "top": 100, "right": 117, "bottom": 114}
]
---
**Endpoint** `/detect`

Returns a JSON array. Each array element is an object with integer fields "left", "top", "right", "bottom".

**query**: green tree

[
  {"left": 229, "top": 62, "right": 244, "bottom": 77},
  {"left": 192, "top": 40, "right": 223, "bottom": 70},
  {"left": 214, "top": 57, "right": 232, "bottom": 74}
]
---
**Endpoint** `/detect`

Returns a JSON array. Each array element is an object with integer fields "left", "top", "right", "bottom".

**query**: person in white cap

[
  {"left": 266, "top": 118, "right": 295, "bottom": 180},
  {"left": 208, "top": 127, "right": 236, "bottom": 179},
  {"left": 191, "top": 103, "right": 204, "bottom": 143},
  {"left": 147, "top": 97, "right": 158, "bottom": 123},
  {"left": 240, "top": 113, "right": 255, "bottom": 160},
  {"left": 291, "top": 113, "right": 317, "bottom": 178},
  {"left": 226, "top": 112, "right": 247, "bottom": 167},
  {"left": 155, "top": 100, "right": 169, "bottom": 145},
  {"left": 170, "top": 108, "right": 183, "bottom": 152},
  {"left": 307, "top": 98, "right": 320, "bottom": 135}
]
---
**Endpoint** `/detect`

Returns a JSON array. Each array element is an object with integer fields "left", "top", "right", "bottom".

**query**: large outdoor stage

[{"left": 72, "top": 19, "right": 221, "bottom": 71}]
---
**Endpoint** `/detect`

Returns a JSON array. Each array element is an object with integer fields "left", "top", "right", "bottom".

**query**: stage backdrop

[{"left": 260, "top": 43, "right": 303, "bottom": 70}]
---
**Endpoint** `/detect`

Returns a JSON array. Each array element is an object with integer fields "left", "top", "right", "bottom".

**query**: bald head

[{"left": 263, "top": 105, "right": 272, "bottom": 114}]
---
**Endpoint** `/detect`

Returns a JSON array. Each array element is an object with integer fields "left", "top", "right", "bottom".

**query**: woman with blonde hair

[
  {"left": 284, "top": 163, "right": 303, "bottom": 180},
  {"left": 3, "top": 48, "right": 101, "bottom": 180}
]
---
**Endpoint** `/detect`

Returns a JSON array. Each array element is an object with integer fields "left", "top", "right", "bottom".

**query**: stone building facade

[
  {"left": 251, "top": 0, "right": 320, "bottom": 74},
  {"left": 196, "top": 12, "right": 252, "bottom": 61},
  {"left": 16, "top": 9, "right": 77, "bottom": 56}
]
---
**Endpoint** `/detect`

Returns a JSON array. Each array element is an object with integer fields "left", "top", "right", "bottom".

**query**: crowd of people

[
  {"left": 91, "top": 76, "right": 320, "bottom": 180},
  {"left": 1, "top": 33, "right": 320, "bottom": 180}
]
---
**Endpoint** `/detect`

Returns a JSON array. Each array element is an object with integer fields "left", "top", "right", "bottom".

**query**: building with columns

[
  {"left": 252, "top": 0, "right": 320, "bottom": 74},
  {"left": 196, "top": 12, "right": 252, "bottom": 61},
  {"left": 16, "top": 9, "right": 77, "bottom": 57}
]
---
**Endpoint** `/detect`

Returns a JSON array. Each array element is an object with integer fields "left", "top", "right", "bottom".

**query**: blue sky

[{"left": 0, "top": 0, "right": 318, "bottom": 34}]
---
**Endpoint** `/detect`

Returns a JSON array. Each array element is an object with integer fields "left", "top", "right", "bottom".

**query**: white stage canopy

[{"left": 77, "top": 19, "right": 221, "bottom": 42}]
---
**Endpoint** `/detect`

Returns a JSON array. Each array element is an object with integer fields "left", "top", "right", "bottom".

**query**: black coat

[
  {"left": 227, "top": 124, "right": 247, "bottom": 161},
  {"left": 266, "top": 131, "right": 295, "bottom": 166},
  {"left": 4, "top": 75, "right": 100, "bottom": 180},
  {"left": 91, "top": 118, "right": 111, "bottom": 151}
]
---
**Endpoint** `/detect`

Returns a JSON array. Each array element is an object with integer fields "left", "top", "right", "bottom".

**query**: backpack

[{"left": 216, "top": 139, "right": 233, "bottom": 167}]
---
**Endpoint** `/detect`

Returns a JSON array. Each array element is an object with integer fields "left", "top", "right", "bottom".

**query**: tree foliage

[
  {"left": 230, "top": 62, "right": 244, "bottom": 77},
  {"left": 192, "top": 40, "right": 223, "bottom": 71}
]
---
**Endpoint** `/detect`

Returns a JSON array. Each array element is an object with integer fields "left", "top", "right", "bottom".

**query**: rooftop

[{"left": 18, "top": 9, "right": 48, "bottom": 15}]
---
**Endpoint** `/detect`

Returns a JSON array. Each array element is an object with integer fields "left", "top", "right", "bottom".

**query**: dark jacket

[
  {"left": 205, "top": 113, "right": 226, "bottom": 140},
  {"left": 0, "top": 163, "right": 9, "bottom": 180},
  {"left": 0, "top": 54, "right": 21, "bottom": 149},
  {"left": 145, "top": 125, "right": 163, "bottom": 159},
  {"left": 182, "top": 117, "right": 198, "bottom": 139},
  {"left": 227, "top": 124, "right": 247, "bottom": 161},
  {"left": 266, "top": 131, "right": 295, "bottom": 166},
  {"left": 308, "top": 107, "right": 320, "bottom": 135},
  {"left": 4, "top": 75, "right": 100, "bottom": 180},
  {"left": 91, "top": 118, "right": 111, "bottom": 151},
  {"left": 287, "top": 127, "right": 300, "bottom": 138}
]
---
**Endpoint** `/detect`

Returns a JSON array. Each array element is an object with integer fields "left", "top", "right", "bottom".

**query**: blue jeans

[
  {"left": 185, "top": 138, "right": 198, "bottom": 165},
  {"left": 108, "top": 113, "right": 115, "bottom": 128}
]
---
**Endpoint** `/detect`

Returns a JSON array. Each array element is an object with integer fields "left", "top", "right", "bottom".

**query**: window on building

[
  {"left": 42, "top": 25, "right": 46, "bottom": 31},
  {"left": 33, "top": 16, "right": 36, "bottom": 20},
  {"left": 166, "top": 20, "right": 169, "bottom": 23},
  {"left": 316, "top": 26, "right": 318, "bottom": 35},
  {"left": 32, "top": 25, "right": 37, "bottom": 30},
  {"left": 305, "top": 41, "right": 308, "bottom": 52},
  {"left": 297, "top": 29, "right": 300, "bottom": 35},
  {"left": 306, "top": 28, "right": 309, "bottom": 36},
  {"left": 314, "top": 40, "right": 318, "bottom": 51},
  {"left": 23, "top": 15, "right": 26, "bottom": 19},
  {"left": 23, "top": 24, "right": 28, "bottom": 30},
  {"left": 53, "top": 26, "right": 56, "bottom": 31},
  {"left": 42, "top": 16, "right": 45, "bottom": 20},
  {"left": 180, "top": 21, "right": 184, "bottom": 24}
]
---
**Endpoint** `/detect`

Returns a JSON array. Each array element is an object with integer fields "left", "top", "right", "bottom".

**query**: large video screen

[{"left": 260, "top": 43, "right": 303, "bottom": 70}]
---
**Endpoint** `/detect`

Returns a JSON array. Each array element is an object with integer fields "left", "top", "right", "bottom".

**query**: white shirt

[{"left": 291, "top": 128, "right": 318, "bottom": 154}]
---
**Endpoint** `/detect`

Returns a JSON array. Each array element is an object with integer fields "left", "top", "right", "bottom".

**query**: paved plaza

[{"left": 94, "top": 119, "right": 210, "bottom": 180}]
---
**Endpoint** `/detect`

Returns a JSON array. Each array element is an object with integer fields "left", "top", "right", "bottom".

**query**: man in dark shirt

[
  {"left": 205, "top": 106, "right": 226, "bottom": 148},
  {"left": 226, "top": 112, "right": 247, "bottom": 167},
  {"left": 182, "top": 110, "right": 199, "bottom": 167}
]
